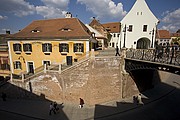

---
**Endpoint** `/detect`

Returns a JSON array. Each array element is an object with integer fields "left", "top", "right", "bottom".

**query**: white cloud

[
  {"left": 0, "top": 0, "right": 35, "bottom": 17},
  {"left": 77, "top": 0, "right": 126, "bottom": 21},
  {"left": 0, "top": 15, "right": 8, "bottom": 20},
  {"left": 36, "top": 6, "right": 67, "bottom": 19},
  {"left": 41, "top": 0, "right": 69, "bottom": 9},
  {"left": 36, "top": 0, "right": 70, "bottom": 18},
  {"left": 160, "top": 8, "right": 180, "bottom": 32}
]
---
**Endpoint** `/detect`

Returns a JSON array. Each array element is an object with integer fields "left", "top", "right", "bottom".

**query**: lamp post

[
  {"left": 150, "top": 28, "right": 155, "bottom": 48},
  {"left": 123, "top": 24, "right": 127, "bottom": 48}
]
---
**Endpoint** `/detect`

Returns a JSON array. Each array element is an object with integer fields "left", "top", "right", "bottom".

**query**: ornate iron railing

[{"left": 126, "top": 46, "right": 180, "bottom": 66}]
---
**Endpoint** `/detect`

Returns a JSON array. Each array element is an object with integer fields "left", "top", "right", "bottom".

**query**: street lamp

[
  {"left": 150, "top": 28, "right": 155, "bottom": 48},
  {"left": 123, "top": 24, "right": 127, "bottom": 48}
]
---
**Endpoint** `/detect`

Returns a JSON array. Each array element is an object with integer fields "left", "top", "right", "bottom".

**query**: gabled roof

[
  {"left": 157, "top": 30, "right": 171, "bottom": 39},
  {"left": 9, "top": 18, "right": 91, "bottom": 40},
  {"left": 85, "top": 24, "right": 105, "bottom": 38},
  {"left": 102, "top": 22, "right": 121, "bottom": 33},
  {"left": 121, "top": 0, "right": 159, "bottom": 24}
]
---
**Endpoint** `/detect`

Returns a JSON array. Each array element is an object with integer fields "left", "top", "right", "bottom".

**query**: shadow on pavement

[{"left": 0, "top": 81, "right": 69, "bottom": 120}]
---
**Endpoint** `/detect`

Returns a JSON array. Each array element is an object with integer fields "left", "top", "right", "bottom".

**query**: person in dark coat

[
  {"left": 53, "top": 101, "right": 59, "bottom": 111},
  {"left": 115, "top": 46, "right": 120, "bottom": 56},
  {"left": 49, "top": 103, "right": 56, "bottom": 115},
  {"left": 79, "top": 98, "right": 84, "bottom": 108}
]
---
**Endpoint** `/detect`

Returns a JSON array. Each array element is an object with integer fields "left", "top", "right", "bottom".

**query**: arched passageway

[{"left": 136, "top": 38, "right": 150, "bottom": 49}]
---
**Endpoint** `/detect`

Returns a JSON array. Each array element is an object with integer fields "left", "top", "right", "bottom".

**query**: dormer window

[
  {"left": 61, "top": 28, "right": 71, "bottom": 32},
  {"left": 31, "top": 30, "right": 40, "bottom": 33}
]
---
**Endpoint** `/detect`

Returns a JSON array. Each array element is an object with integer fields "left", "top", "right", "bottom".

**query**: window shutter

[
  {"left": 82, "top": 44, "right": 84, "bottom": 52},
  {"left": 74, "top": 44, "right": 77, "bottom": 52},
  {"left": 59, "top": 44, "right": 62, "bottom": 52},
  {"left": 49, "top": 44, "right": 52, "bottom": 52},
  {"left": 67, "top": 44, "right": 69, "bottom": 52},
  {"left": 19, "top": 44, "right": 22, "bottom": 51},
  {"left": 23, "top": 44, "right": 27, "bottom": 52},
  {"left": 13, "top": 44, "right": 16, "bottom": 51},
  {"left": 29, "top": 44, "right": 32, "bottom": 52},
  {"left": 42, "top": 44, "right": 45, "bottom": 52}
]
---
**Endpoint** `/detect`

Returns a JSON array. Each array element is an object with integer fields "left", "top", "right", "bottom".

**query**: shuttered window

[
  {"left": 59, "top": 43, "right": 69, "bottom": 52},
  {"left": 23, "top": 43, "right": 32, "bottom": 52},
  {"left": 73, "top": 43, "right": 84, "bottom": 52},
  {"left": 14, "top": 61, "right": 21, "bottom": 69},
  {"left": 13, "top": 43, "right": 21, "bottom": 52},
  {"left": 42, "top": 43, "right": 52, "bottom": 52}
]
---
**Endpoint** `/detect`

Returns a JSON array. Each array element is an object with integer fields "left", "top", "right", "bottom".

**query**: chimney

[
  {"left": 65, "top": 12, "right": 72, "bottom": 18},
  {"left": 6, "top": 30, "right": 10, "bottom": 34}
]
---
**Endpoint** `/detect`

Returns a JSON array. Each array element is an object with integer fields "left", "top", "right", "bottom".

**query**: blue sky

[{"left": 0, "top": 0, "right": 179, "bottom": 34}]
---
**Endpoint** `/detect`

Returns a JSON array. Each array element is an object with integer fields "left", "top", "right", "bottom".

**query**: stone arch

[{"left": 136, "top": 38, "right": 150, "bottom": 49}]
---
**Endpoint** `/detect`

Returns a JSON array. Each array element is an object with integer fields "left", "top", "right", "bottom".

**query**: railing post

[
  {"left": 44, "top": 64, "right": 47, "bottom": 73},
  {"left": 170, "top": 46, "right": 174, "bottom": 64},
  {"left": 91, "top": 49, "right": 95, "bottom": 61},
  {"left": 10, "top": 73, "right": 13, "bottom": 82},
  {"left": 59, "top": 63, "right": 61, "bottom": 74},
  {"left": 22, "top": 73, "right": 24, "bottom": 83}
]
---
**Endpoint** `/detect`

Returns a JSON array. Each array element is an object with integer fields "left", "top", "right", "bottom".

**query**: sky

[{"left": 0, "top": 0, "right": 179, "bottom": 34}]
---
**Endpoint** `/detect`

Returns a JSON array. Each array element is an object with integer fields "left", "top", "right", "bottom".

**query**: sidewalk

[{"left": 0, "top": 80, "right": 177, "bottom": 120}]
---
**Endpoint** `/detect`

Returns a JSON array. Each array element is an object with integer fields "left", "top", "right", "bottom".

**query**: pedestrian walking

[
  {"left": 49, "top": 103, "right": 56, "bottom": 115},
  {"left": 1, "top": 92, "right": 7, "bottom": 101},
  {"left": 115, "top": 46, "right": 120, "bottom": 56},
  {"left": 53, "top": 101, "right": 59, "bottom": 111},
  {"left": 79, "top": 98, "right": 84, "bottom": 108}
]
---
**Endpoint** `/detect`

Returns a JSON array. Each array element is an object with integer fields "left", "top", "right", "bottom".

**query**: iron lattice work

[{"left": 126, "top": 46, "right": 180, "bottom": 66}]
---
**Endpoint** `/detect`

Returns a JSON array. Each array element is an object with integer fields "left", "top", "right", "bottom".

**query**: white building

[
  {"left": 119, "top": 0, "right": 159, "bottom": 49},
  {"left": 102, "top": 22, "right": 121, "bottom": 48}
]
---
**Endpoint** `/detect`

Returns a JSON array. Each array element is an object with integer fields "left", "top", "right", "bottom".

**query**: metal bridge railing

[{"left": 126, "top": 46, "right": 180, "bottom": 66}]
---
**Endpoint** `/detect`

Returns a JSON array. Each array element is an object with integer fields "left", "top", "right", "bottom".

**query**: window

[
  {"left": 59, "top": 43, "right": 69, "bottom": 53},
  {"left": 23, "top": 43, "right": 32, "bottom": 53},
  {"left": 128, "top": 25, "right": 133, "bottom": 32},
  {"left": 14, "top": 61, "right": 21, "bottom": 69},
  {"left": 117, "top": 34, "right": 120, "bottom": 37},
  {"left": 112, "top": 42, "right": 115, "bottom": 47},
  {"left": 13, "top": 43, "right": 21, "bottom": 53},
  {"left": 0, "top": 57, "right": 10, "bottom": 70},
  {"left": 143, "top": 25, "right": 148, "bottom": 32},
  {"left": 31, "top": 30, "right": 40, "bottom": 33},
  {"left": 74, "top": 43, "right": 84, "bottom": 53},
  {"left": 114, "top": 34, "right": 116, "bottom": 37},
  {"left": 42, "top": 43, "right": 52, "bottom": 53}
]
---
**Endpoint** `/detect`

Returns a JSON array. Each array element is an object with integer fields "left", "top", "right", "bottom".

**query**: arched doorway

[{"left": 136, "top": 38, "right": 150, "bottom": 49}]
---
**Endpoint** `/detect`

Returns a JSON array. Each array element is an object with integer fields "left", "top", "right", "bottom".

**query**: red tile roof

[
  {"left": 9, "top": 18, "right": 91, "bottom": 40},
  {"left": 156, "top": 30, "right": 171, "bottom": 39},
  {"left": 102, "top": 22, "right": 121, "bottom": 33}
]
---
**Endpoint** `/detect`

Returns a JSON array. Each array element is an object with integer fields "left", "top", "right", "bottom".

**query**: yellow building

[{"left": 8, "top": 17, "right": 97, "bottom": 75}]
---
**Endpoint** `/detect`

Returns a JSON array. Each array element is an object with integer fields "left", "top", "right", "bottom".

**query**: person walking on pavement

[
  {"left": 115, "top": 46, "right": 120, "bottom": 56},
  {"left": 79, "top": 98, "right": 84, "bottom": 108},
  {"left": 53, "top": 101, "right": 59, "bottom": 112},
  {"left": 49, "top": 103, "right": 56, "bottom": 115}
]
